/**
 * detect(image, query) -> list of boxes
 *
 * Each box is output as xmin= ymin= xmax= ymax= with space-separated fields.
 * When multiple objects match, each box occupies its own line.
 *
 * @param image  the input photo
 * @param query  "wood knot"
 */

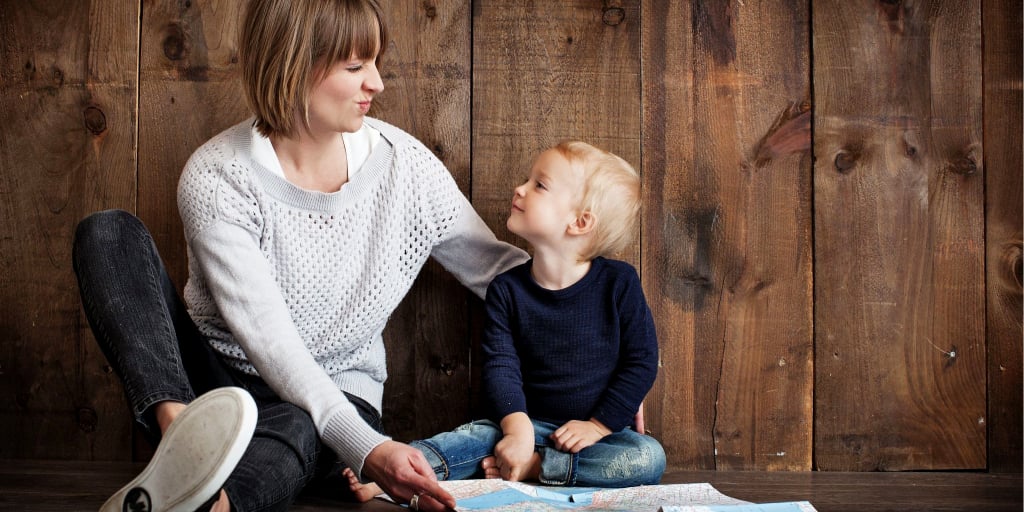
xmin=439 ymin=362 xmax=455 ymax=376
xmin=163 ymin=24 xmax=188 ymax=61
xmin=83 ymin=106 xmax=107 ymax=135
xmin=77 ymin=406 xmax=98 ymax=433
xmin=951 ymin=155 xmax=978 ymax=175
xmin=433 ymin=144 xmax=444 ymax=157
xmin=422 ymin=1 xmax=437 ymax=18
xmin=602 ymin=7 xmax=625 ymax=26
xmin=834 ymin=150 xmax=858 ymax=174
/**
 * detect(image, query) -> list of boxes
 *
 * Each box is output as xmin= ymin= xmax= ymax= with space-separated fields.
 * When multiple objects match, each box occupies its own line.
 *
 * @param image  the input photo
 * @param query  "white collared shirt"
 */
xmin=250 ymin=122 xmax=382 ymax=183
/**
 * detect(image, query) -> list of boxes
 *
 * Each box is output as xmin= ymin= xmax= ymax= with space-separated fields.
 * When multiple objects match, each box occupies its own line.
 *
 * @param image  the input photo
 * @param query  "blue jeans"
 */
xmin=412 ymin=419 xmax=666 ymax=487
xmin=73 ymin=210 xmax=380 ymax=511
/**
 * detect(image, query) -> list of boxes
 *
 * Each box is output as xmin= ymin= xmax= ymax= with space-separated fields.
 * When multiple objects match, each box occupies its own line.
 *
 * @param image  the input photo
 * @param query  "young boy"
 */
xmin=349 ymin=141 xmax=664 ymax=499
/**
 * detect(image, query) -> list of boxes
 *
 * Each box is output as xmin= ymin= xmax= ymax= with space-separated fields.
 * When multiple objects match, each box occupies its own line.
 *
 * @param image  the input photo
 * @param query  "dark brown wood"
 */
xmin=641 ymin=0 xmax=814 ymax=470
xmin=0 ymin=0 xmax=138 ymax=460
xmin=471 ymin=0 xmax=642 ymax=263
xmin=2 ymin=460 xmax=1020 ymax=512
xmin=813 ymin=1 xmax=987 ymax=470
xmin=0 ymin=0 xmax=1019 ymax=473
xmin=137 ymin=0 xmax=249 ymax=290
xmin=377 ymin=0 xmax=475 ymax=441
xmin=983 ymin=0 xmax=1023 ymax=473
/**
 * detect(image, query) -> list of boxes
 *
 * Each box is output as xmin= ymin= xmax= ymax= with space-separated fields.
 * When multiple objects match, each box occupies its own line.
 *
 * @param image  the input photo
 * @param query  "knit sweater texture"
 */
xmin=177 ymin=117 xmax=528 ymax=477
xmin=482 ymin=257 xmax=659 ymax=432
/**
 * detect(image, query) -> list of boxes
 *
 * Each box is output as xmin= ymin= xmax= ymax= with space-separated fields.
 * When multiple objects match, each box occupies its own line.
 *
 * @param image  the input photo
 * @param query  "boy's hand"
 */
xmin=550 ymin=419 xmax=611 ymax=453
xmin=493 ymin=412 xmax=536 ymax=481
xmin=493 ymin=432 xmax=535 ymax=481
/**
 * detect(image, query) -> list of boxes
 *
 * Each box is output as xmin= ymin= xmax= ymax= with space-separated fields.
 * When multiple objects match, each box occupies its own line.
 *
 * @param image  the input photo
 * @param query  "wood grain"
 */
xmin=0 ymin=0 xmax=138 ymax=459
xmin=641 ymin=0 xmax=813 ymax=470
xmin=138 ymin=0 xmax=249 ymax=289
xmin=813 ymin=0 xmax=987 ymax=470
xmin=982 ymin=0 xmax=1023 ymax=473
xmin=472 ymin=0 xmax=642 ymax=265
xmin=376 ymin=0 xmax=475 ymax=441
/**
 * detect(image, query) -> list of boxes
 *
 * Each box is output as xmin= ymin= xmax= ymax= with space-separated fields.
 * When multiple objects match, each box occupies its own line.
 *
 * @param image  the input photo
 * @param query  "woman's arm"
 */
xmin=187 ymin=220 xmax=390 ymax=476
xmin=430 ymin=198 xmax=529 ymax=299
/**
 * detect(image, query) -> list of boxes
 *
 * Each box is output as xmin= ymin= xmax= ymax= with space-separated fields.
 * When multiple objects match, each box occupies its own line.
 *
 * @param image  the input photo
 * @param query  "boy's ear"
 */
xmin=567 ymin=211 xmax=595 ymax=236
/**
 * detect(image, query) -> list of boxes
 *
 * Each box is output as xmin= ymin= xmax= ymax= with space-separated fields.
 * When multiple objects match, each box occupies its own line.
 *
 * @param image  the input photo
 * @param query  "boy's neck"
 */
xmin=529 ymin=248 xmax=592 ymax=290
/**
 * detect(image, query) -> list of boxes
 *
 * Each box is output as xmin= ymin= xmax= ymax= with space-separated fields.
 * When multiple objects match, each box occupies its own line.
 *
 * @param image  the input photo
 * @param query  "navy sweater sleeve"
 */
xmin=589 ymin=264 xmax=659 ymax=431
xmin=481 ymin=275 xmax=528 ymax=418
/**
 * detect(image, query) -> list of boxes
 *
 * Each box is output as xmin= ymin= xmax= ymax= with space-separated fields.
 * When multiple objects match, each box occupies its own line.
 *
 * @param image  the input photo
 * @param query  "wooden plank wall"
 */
xmin=813 ymin=1 xmax=988 ymax=471
xmin=0 ymin=0 xmax=1020 ymax=473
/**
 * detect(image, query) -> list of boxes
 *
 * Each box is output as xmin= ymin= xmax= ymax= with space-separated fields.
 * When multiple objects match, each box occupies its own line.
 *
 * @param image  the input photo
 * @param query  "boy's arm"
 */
xmin=493 ymin=412 xmax=537 ymax=480
xmin=589 ymin=268 xmax=660 ymax=432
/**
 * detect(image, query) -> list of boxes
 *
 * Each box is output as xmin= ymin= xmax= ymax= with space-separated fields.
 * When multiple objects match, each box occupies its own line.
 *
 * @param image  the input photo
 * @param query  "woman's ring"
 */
xmin=409 ymin=493 xmax=420 ymax=510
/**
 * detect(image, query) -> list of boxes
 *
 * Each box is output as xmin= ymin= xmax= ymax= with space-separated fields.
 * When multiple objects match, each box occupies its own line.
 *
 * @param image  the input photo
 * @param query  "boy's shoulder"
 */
xmin=593 ymin=256 xmax=639 ymax=279
xmin=494 ymin=259 xmax=532 ymax=282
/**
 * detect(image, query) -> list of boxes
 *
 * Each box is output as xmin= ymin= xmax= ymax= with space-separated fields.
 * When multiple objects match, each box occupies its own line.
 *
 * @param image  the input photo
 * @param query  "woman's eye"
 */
xmin=347 ymin=64 xmax=364 ymax=72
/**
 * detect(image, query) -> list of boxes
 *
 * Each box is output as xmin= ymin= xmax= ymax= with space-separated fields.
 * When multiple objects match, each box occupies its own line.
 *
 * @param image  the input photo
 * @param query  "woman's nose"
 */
xmin=366 ymin=64 xmax=384 ymax=93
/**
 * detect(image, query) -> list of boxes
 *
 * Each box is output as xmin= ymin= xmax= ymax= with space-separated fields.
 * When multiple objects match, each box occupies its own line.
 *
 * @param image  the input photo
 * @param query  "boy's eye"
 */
xmin=535 ymin=181 xmax=546 ymax=190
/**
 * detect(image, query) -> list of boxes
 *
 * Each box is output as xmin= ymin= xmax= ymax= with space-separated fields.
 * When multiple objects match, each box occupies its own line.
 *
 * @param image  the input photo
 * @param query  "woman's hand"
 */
xmin=550 ymin=419 xmax=611 ymax=453
xmin=362 ymin=440 xmax=456 ymax=511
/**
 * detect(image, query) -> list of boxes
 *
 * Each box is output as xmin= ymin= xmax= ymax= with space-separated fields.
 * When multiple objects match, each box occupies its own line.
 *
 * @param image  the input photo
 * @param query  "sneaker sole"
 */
xmin=100 ymin=386 xmax=258 ymax=512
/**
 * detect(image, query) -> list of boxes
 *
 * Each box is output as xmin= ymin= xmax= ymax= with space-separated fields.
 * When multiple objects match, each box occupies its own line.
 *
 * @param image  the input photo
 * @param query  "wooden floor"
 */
xmin=2 ymin=460 xmax=1020 ymax=511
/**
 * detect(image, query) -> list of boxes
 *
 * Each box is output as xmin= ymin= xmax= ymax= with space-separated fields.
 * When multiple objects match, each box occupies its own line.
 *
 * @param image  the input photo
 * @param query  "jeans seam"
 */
xmin=415 ymin=441 xmax=451 ymax=480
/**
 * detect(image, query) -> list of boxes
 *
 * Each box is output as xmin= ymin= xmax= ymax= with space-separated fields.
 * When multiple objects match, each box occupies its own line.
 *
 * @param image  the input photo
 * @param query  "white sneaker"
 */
xmin=100 ymin=387 xmax=258 ymax=512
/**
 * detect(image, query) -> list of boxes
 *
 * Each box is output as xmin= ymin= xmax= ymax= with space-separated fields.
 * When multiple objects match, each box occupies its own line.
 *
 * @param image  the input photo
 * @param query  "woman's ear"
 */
xmin=567 ymin=211 xmax=595 ymax=236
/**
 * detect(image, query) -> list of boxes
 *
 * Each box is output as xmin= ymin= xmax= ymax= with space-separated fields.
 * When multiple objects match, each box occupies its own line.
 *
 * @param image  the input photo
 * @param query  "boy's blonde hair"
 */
xmin=239 ymin=0 xmax=388 ymax=138
xmin=553 ymin=141 xmax=641 ymax=261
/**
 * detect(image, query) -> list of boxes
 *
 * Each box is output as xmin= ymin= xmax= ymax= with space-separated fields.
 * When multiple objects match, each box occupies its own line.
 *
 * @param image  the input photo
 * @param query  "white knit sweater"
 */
xmin=177 ymin=117 xmax=528 ymax=477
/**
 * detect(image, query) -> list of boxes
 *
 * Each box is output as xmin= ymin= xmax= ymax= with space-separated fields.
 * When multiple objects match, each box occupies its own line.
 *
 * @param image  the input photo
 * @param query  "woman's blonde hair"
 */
xmin=553 ymin=141 xmax=641 ymax=261
xmin=239 ymin=0 xmax=388 ymax=138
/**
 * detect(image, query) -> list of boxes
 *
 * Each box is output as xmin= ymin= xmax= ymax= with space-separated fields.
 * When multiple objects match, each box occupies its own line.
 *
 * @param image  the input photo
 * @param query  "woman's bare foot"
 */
xmin=479 ymin=454 xmax=542 ymax=482
xmin=209 ymin=490 xmax=230 ymax=512
xmin=343 ymin=467 xmax=383 ymax=503
xmin=154 ymin=400 xmax=187 ymax=434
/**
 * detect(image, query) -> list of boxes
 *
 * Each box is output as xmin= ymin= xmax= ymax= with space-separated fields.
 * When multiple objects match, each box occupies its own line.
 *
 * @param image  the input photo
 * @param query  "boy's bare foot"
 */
xmin=481 ymin=456 xmax=501 ymax=479
xmin=343 ymin=467 xmax=383 ymax=503
xmin=480 ymin=453 xmax=542 ymax=482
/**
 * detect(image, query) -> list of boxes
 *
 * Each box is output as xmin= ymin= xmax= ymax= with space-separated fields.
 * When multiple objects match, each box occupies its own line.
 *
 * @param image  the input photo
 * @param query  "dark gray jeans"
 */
xmin=73 ymin=209 xmax=381 ymax=511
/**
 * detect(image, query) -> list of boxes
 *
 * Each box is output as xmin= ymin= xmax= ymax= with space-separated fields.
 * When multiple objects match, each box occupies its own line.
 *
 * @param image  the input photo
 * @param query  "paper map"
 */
xmin=383 ymin=480 xmax=818 ymax=512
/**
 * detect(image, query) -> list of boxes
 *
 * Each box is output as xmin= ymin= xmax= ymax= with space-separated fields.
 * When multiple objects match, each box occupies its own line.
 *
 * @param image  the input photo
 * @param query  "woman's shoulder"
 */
xmin=362 ymin=117 xmax=438 ymax=164
xmin=186 ymin=119 xmax=254 ymax=168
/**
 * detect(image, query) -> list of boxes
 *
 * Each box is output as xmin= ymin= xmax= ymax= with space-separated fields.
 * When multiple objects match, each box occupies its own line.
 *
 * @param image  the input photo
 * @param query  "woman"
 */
xmin=73 ymin=0 xmax=527 ymax=510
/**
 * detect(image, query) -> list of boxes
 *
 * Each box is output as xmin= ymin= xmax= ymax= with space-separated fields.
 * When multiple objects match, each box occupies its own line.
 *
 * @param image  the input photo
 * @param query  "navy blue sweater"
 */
xmin=481 ymin=257 xmax=659 ymax=432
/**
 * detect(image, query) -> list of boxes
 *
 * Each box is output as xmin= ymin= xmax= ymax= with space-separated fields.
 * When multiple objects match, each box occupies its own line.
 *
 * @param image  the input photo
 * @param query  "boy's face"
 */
xmin=507 ymin=149 xmax=584 ymax=247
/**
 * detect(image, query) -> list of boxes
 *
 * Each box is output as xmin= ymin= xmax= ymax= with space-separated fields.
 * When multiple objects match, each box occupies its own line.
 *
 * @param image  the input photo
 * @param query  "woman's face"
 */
xmin=306 ymin=54 xmax=384 ymax=135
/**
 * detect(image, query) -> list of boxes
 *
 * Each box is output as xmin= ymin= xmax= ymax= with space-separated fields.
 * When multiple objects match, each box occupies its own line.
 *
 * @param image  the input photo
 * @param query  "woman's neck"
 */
xmin=529 ymin=247 xmax=591 ymax=290
xmin=271 ymin=130 xmax=349 ymax=193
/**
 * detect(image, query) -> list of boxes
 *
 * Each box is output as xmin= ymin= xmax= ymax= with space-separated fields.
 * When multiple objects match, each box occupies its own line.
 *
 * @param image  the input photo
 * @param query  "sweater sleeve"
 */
xmin=480 ymin=278 xmax=528 ymax=420
xmin=431 ymin=198 xmax=529 ymax=299
xmin=394 ymin=137 xmax=528 ymax=299
xmin=178 ymin=155 xmax=389 ymax=477
xmin=589 ymin=268 xmax=660 ymax=432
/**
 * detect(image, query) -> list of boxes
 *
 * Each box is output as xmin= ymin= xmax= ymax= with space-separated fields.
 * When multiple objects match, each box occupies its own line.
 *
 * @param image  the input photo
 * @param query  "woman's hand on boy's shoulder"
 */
xmin=550 ymin=419 xmax=611 ymax=453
